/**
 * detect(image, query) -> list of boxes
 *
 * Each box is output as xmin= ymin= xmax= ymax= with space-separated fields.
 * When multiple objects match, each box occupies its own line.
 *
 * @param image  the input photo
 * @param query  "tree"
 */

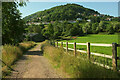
xmin=44 ymin=24 xmax=54 ymax=40
xmin=113 ymin=23 xmax=120 ymax=32
xmin=27 ymin=25 xmax=34 ymax=33
xmin=67 ymin=23 xmax=83 ymax=36
xmin=65 ymin=23 xmax=73 ymax=36
xmin=53 ymin=25 xmax=61 ymax=39
xmin=2 ymin=2 xmax=26 ymax=44
xmin=91 ymin=16 xmax=100 ymax=23
xmin=26 ymin=24 xmax=45 ymax=42
xmin=83 ymin=22 xmax=92 ymax=34
xmin=42 ymin=28 xmax=49 ymax=39
xmin=99 ymin=21 xmax=106 ymax=32
xmin=106 ymin=26 xmax=114 ymax=34
xmin=92 ymin=22 xmax=99 ymax=34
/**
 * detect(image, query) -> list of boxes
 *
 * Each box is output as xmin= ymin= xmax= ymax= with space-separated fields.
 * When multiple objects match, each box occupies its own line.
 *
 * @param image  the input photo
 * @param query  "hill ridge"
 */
xmin=24 ymin=3 xmax=100 ymax=22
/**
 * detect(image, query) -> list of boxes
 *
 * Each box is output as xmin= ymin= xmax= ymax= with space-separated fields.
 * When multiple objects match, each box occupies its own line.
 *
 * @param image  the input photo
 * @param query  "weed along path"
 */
xmin=8 ymin=43 xmax=63 ymax=78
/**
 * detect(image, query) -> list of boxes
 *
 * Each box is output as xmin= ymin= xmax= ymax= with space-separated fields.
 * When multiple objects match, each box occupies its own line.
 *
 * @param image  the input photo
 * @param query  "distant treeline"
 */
xmin=26 ymin=20 xmax=120 ymax=41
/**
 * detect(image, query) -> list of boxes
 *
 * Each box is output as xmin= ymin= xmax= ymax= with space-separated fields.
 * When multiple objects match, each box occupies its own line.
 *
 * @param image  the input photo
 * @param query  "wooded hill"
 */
xmin=23 ymin=3 xmax=101 ymax=22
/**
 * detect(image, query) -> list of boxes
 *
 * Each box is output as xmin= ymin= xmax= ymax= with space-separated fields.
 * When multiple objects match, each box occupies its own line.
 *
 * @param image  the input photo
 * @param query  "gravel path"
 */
xmin=8 ymin=43 xmax=63 ymax=78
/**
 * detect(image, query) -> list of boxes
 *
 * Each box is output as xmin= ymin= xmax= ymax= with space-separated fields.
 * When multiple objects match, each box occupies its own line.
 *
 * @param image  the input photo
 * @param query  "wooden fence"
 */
xmin=50 ymin=41 xmax=120 ymax=71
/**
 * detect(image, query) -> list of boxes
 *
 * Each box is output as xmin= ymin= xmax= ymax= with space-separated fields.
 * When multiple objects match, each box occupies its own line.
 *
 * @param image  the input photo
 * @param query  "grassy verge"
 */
xmin=2 ymin=41 xmax=35 ymax=77
xmin=41 ymin=41 xmax=120 ymax=78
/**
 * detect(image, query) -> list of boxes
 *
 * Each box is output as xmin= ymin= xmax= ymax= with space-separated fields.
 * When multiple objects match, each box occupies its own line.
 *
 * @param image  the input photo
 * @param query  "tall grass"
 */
xmin=19 ymin=41 xmax=35 ymax=52
xmin=2 ymin=41 xmax=35 ymax=76
xmin=42 ymin=41 xmax=120 ymax=78
xmin=2 ymin=45 xmax=22 ymax=66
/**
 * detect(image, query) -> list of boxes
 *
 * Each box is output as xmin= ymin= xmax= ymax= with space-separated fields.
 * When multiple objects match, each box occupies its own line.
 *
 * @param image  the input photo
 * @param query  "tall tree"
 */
xmin=99 ymin=21 xmax=106 ymax=32
xmin=113 ymin=23 xmax=120 ymax=32
xmin=2 ymin=2 xmax=26 ymax=44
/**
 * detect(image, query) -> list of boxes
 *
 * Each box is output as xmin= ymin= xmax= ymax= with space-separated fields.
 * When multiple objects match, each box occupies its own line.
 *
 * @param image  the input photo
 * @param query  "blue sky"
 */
xmin=18 ymin=2 xmax=118 ymax=18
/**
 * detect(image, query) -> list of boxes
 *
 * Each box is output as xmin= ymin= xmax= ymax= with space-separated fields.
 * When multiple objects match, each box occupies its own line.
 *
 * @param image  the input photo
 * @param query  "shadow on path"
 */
xmin=25 ymin=51 xmax=43 ymax=56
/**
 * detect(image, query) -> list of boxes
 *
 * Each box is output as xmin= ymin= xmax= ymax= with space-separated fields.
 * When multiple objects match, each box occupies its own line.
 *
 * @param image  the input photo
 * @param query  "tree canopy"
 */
xmin=24 ymin=3 xmax=100 ymax=22
xmin=2 ymin=2 xmax=26 ymax=44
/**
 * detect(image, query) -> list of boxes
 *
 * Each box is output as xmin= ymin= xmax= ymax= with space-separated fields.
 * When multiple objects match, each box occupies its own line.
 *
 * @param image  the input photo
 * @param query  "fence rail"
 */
xmin=62 ymin=47 xmax=112 ymax=59
xmin=58 ymin=42 xmax=112 ymax=47
xmin=90 ymin=43 xmax=112 ymax=47
xmin=51 ymin=41 xmax=120 ymax=71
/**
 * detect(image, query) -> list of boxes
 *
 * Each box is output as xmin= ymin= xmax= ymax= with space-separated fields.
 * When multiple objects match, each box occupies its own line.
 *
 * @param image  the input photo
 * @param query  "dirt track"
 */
xmin=8 ymin=43 xmax=63 ymax=78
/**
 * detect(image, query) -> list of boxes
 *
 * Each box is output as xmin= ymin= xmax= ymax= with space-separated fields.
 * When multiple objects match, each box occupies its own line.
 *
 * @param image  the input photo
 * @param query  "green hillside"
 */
xmin=24 ymin=3 xmax=100 ymax=22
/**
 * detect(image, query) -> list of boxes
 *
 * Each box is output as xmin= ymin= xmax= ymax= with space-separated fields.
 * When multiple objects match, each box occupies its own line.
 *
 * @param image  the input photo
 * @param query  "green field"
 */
xmin=57 ymin=34 xmax=119 ymax=56
xmin=57 ymin=34 xmax=120 ymax=69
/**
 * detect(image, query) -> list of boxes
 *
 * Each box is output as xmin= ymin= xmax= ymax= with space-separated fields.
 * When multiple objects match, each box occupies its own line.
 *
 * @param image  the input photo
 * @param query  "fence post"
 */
xmin=74 ymin=42 xmax=76 ymax=56
xmin=61 ymin=42 xmax=63 ymax=48
xmin=87 ymin=42 xmax=90 ymax=60
xmin=66 ymin=42 xmax=68 ymax=53
xmin=112 ymin=43 xmax=117 ymax=71
xmin=56 ymin=42 xmax=58 ymax=47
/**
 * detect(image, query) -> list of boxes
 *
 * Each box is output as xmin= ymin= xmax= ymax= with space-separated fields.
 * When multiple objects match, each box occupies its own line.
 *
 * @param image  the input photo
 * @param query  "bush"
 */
xmin=42 ymin=42 xmax=120 ymax=78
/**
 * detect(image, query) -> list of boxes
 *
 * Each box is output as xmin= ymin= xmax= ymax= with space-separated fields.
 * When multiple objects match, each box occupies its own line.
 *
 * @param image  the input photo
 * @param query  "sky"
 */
xmin=18 ymin=2 xmax=118 ymax=18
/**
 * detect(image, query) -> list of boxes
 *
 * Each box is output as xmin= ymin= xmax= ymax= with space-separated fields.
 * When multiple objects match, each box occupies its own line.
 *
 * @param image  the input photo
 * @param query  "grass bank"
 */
xmin=41 ymin=41 xmax=120 ymax=78
xmin=2 ymin=41 xmax=35 ymax=77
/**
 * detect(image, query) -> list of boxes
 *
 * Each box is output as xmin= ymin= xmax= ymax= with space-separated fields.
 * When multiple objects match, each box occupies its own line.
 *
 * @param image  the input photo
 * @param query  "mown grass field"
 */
xmin=57 ymin=34 xmax=119 ymax=55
